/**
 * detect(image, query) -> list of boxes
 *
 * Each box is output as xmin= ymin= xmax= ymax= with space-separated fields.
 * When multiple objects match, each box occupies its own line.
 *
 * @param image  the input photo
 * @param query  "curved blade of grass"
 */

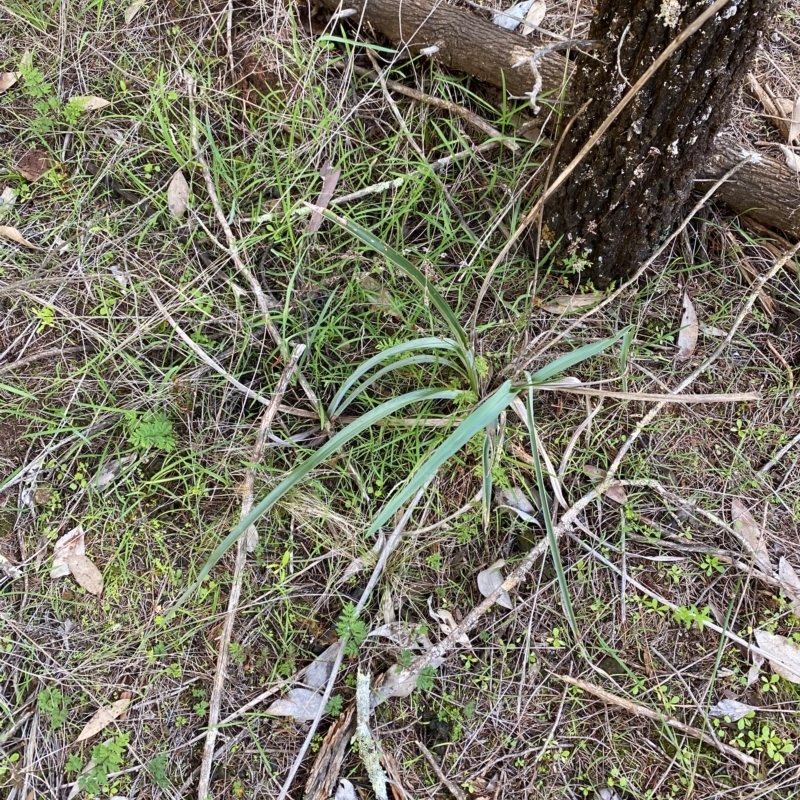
xmin=523 ymin=380 xmax=579 ymax=643
xmin=318 ymin=207 xmax=471 ymax=355
xmin=365 ymin=381 xmax=519 ymax=537
xmin=618 ymin=325 xmax=634 ymax=393
xmin=329 ymin=337 xmax=464 ymax=417
xmin=335 ymin=354 xmax=462 ymax=418
xmin=482 ymin=432 xmax=493 ymax=532
xmin=527 ymin=327 xmax=631 ymax=386
xmin=170 ymin=386 xmax=464 ymax=613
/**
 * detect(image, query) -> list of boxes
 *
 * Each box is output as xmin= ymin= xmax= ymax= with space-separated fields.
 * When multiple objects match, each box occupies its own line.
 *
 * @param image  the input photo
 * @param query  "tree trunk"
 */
xmin=545 ymin=0 xmax=777 ymax=286
xmin=315 ymin=0 xmax=800 ymax=244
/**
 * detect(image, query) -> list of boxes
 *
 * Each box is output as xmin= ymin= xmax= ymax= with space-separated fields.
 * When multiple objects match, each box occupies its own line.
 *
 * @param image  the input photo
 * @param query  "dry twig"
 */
xmin=558 ymin=675 xmax=757 ymax=766
xmin=196 ymin=344 xmax=306 ymax=800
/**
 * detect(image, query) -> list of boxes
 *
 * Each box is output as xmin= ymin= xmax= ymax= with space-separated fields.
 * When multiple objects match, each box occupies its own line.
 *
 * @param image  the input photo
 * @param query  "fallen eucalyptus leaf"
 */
xmin=167 ymin=169 xmax=189 ymax=220
xmin=779 ymin=557 xmax=800 ymax=615
xmin=476 ymin=559 xmax=514 ymax=610
xmin=66 ymin=553 xmax=104 ymax=596
xmin=699 ymin=322 xmax=727 ymax=338
xmin=427 ymin=598 xmax=471 ymax=647
xmin=731 ymin=498 xmax=772 ymax=574
xmin=708 ymin=698 xmax=758 ymax=722
xmin=522 ymin=0 xmax=546 ymax=34
xmin=541 ymin=292 xmax=601 ymax=314
xmin=307 ymin=161 xmax=341 ymax=234
xmin=779 ymin=144 xmax=800 ymax=174
xmin=746 ymin=651 xmax=764 ymax=688
xmin=52 ymin=525 xmax=86 ymax=579
xmin=124 ymin=0 xmax=145 ymax=23
xmin=493 ymin=0 xmax=534 ymax=30
xmin=496 ymin=485 xmax=540 ymax=522
xmin=91 ymin=455 xmax=137 ymax=490
xmin=303 ymin=642 xmax=341 ymax=689
xmin=266 ymin=688 xmax=324 ymax=721
xmin=583 ymin=464 xmax=628 ymax=504
xmin=368 ymin=621 xmax=432 ymax=651
xmin=75 ymin=698 xmax=131 ymax=742
xmin=676 ymin=291 xmax=698 ymax=360
xmin=754 ymin=630 xmax=800 ymax=684
xmin=0 ymin=225 xmax=42 ymax=250
xmin=0 ymin=72 xmax=20 ymax=93
xmin=789 ymin=93 xmax=800 ymax=144
xmin=16 ymin=149 xmax=52 ymax=181
xmin=65 ymin=96 xmax=111 ymax=117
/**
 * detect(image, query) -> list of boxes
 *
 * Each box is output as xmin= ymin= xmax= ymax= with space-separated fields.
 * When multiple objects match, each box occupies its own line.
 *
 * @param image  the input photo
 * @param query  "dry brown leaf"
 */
xmin=52 ymin=525 xmax=86 ymax=578
xmin=731 ymin=498 xmax=772 ymax=574
xmin=304 ymin=642 xmax=342 ymax=689
xmin=779 ymin=144 xmax=800 ymax=174
xmin=708 ymin=698 xmax=758 ymax=721
xmin=754 ymin=630 xmax=800 ymax=684
xmin=167 ymin=169 xmax=189 ymax=219
xmin=522 ymin=0 xmax=546 ymax=34
xmin=307 ymin=161 xmax=341 ymax=234
xmin=747 ymin=75 xmax=791 ymax=140
xmin=66 ymin=553 xmax=104 ymax=595
xmin=16 ymin=149 xmax=53 ymax=182
xmin=493 ymin=1 xmax=533 ymax=30
xmin=0 ymin=225 xmax=42 ymax=250
xmin=0 ymin=72 xmax=20 ymax=93
xmin=266 ymin=688 xmax=325 ymax=721
xmin=789 ymin=94 xmax=800 ymax=145
xmin=75 ymin=698 xmax=131 ymax=742
xmin=676 ymin=291 xmax=698 ymax=360
xmin=73 ymin=96 xmax=111 ymax=112
xmin=124 ymin=0 xmax=145 ymax=23
xmin=583 ymin=464 xmax=628 ymax=504
xmin=476 ymin=560 xmax=514 ymax=610
xmin=779 ymin=556 xmax=800 ymax=616
xmin=541 ymin=293 xmax=601 ymax=314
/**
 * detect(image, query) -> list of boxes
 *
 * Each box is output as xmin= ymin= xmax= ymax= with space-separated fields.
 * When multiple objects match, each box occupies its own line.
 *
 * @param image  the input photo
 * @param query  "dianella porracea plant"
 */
xmin=172 ymin=208 xmax=630 ymax=636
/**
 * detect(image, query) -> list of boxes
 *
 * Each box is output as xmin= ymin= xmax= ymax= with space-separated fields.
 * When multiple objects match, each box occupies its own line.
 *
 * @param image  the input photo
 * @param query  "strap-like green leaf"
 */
xmin=523 ymin=381 xmax=579 ymax=643
xmin=319 ymin=208 xmax=471 ymax=355
xmin=329 ymin=337 xmax=463 ymax=417
xmin=334 ymin=354 xmax=462 ymax=418
xmin=365 ymin=381 xmax=519 ymax=537
xmin=170 ymin=386 xmax=464 ymax=613
xmin=527 ymin=327 xmax=630 ymax=385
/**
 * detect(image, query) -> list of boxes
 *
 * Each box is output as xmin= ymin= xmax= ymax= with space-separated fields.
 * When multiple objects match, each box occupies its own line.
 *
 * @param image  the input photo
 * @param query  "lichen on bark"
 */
xmin=545 ymin=0 xmax=777 ymax=287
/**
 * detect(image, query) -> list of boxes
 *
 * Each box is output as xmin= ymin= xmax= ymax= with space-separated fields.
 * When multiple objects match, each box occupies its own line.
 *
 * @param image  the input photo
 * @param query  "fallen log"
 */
xmin=319 ymin=0 xmax=800 ymax=238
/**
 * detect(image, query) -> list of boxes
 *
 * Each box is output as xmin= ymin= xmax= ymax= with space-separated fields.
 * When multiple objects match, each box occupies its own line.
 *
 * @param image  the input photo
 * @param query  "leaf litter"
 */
xmin=778 ymin=556 xmax=800 ymax=616
xmin=51 ymin=524 xmax=104 ymax=594
xmin=167 ymin=169 xmax=189 ymax=219
xmin=0 ymin=225 xmax=42 ymax=250
xmin=266 ymin=687 xmax=325 ymax=721
xmin=0 ymin=72 xmax=20 ymax=93
xmin=730 ymin=498 xmax=772 ymax=574
xmin=676 ymin=290 xmax=698 ymax=360
xmin=708 ymin=698 xmax=758 ymax=722
xmin=75 ymin=698 xmax=132 ymax=742
xmin=476 ymin=559 xmax=514 ymax=610
xmin=754 ymin=630 xmax=800 ymax=684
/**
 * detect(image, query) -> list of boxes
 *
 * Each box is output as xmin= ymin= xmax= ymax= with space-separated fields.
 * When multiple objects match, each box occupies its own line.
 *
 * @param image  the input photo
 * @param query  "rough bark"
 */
xmin=317 ymin=0 xmax=800 ymax=242
xmin=544 ymin=0 xmax=777 ymax=286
